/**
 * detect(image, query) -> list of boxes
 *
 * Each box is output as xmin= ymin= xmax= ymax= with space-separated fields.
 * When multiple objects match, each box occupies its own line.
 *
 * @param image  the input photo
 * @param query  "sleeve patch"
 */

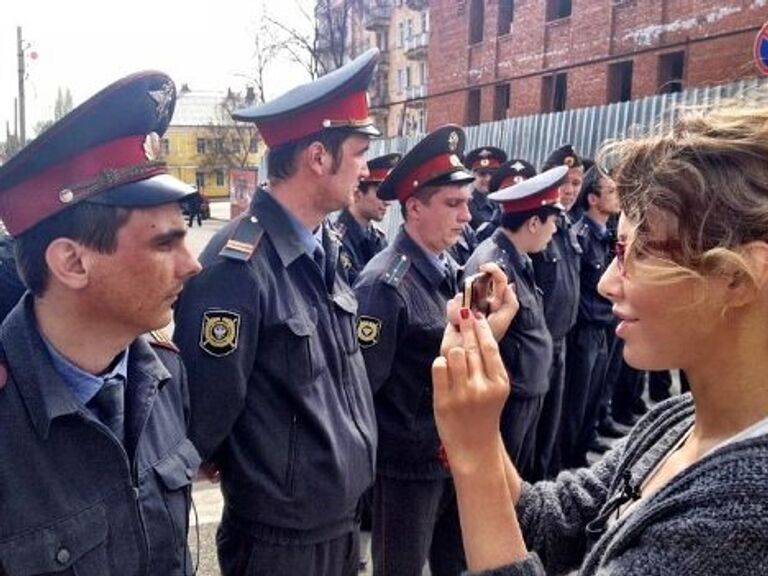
xmin=200 ymin=310 xmax=241 ymax=356
xmin=356 ymin=316 xmax=382 ymax=348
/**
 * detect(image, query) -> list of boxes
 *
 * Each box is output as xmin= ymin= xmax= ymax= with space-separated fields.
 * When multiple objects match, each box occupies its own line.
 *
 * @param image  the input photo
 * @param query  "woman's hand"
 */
xmin=444 ymin=263 xmax=518 ymax=354
xmin=433 ymin=307 xmax=510 ymax=475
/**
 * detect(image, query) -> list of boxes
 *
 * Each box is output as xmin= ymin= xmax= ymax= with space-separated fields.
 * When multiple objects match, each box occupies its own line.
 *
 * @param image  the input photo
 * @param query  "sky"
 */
xmin=1 ymin=0 xmax=314 ymax=140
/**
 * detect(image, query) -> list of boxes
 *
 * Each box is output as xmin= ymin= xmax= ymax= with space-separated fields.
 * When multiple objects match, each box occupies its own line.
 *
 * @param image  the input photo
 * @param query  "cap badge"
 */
xmin=564 ymin=156 xmax=575 ymax=167
xmin=148 ymin=81 xmax=175 ymax=123
xmin=479 ymin=149 xmax=491 ymax=157
xmin=59 ymin=189 xmax=74 ymax=204
xmin=511 ymin=161 xmax=525 ymax=172
xmin=143 ymin=132 xmax=162 ymax=161
xmin=513 ymin=175 xmax=524 ymax=184
xmin=480 ymin=158 xmax=490 ymax=167
xmin=448 ymin=131 xmax=460 ymax=152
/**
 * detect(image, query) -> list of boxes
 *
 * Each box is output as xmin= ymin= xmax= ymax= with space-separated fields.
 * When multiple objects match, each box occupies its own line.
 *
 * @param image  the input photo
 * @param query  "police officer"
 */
xmin=530 ymin=145 xmax=584 ymax=479
xmin=559 ymin=166 xmax=621 ymax=468
xmin=476 ymin=158 xmax=537 ymax=243
xmin=464 ymin=166 xmax=567 ymax=479
xmin=465 ymin=146 xmax=507 ymax=230
xmin=0 ymin=72 xmax=202 ymax=575
xmin=335 ymin=153 xmax=399 ymax=285
xmin=354 ymin=125 xmax=477 ymax=575
xmin=0 ymin=233 xmax=25 ymax=322
xmin=173 ymin=50 xmax=379 ymax=576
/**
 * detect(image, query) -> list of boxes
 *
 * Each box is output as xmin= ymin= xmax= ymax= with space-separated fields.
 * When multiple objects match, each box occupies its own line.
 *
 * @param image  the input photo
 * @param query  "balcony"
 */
xmin=404 ymin=31 xmax=428 ymax=60
xmin=405 ymin=84 xmax=427 ymax=105
xmin=370 ymin=89 xmax=390 ymax=108
xmin=406 ymin=0 xmax=428 ymax=9
xmin=364 ymin=6 xmax=392 ymax=30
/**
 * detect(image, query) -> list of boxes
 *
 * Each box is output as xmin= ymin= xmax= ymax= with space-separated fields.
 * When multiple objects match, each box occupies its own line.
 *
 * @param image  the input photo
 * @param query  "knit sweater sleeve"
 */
xmin=466 ymin=439 xmax=628 ymax=576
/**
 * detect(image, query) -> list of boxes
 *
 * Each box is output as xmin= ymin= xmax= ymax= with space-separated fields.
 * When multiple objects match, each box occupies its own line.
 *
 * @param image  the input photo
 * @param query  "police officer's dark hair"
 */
xmin=577 ymin=166 xmax=602 ymax=212
xmin=267 ymin=128 xmax=356 ymax=181
xmin=500 ymin=206 xmax=559 ymax=232
xmin=14 ymin=202 xmax=131 ymax=297
xmin=401 ymin=184 xmax=443 ymax=220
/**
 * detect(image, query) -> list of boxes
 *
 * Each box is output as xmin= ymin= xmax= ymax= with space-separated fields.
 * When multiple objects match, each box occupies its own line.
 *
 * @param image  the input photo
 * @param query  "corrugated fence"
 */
xmin=368 ymin=77 xmax=768 ymax=238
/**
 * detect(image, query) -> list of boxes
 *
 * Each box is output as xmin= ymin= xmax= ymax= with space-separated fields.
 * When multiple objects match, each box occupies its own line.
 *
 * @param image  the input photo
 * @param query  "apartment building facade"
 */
xmin=427 ymin=0 xmax=768 ymax=129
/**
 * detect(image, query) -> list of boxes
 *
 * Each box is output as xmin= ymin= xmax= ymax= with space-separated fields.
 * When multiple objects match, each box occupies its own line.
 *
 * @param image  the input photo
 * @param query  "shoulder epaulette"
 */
xmin=383 ymin=253 xmax=410 ymax=288
xmin=219 ymin=215 xmax=265 ymax=262
xmin=148 ymin=329 xmax=179 ymax=353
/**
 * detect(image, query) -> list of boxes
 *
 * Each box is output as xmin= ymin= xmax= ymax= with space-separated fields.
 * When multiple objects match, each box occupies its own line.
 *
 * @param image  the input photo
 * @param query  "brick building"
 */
xmin=427 ymin=0 xmax=768 ymax=129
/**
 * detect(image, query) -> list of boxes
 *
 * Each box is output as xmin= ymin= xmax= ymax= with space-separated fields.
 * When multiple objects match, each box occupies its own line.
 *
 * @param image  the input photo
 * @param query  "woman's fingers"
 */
xmin=459 ymin=307 xmax=484 ymax=379
xmin=479 ymin=263 xmax=508 ymax=313
xmin=473 ymin=316 xmax=510 ymax=395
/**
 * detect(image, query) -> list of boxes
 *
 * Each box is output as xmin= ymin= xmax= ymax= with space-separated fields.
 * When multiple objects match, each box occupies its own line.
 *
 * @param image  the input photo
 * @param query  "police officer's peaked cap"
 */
xmin=489 ymin=165 xmax=568 ymax=214
xmin=361 ymin=153 xmax=401 ymax=185
xmin=542 ymin=144 xmax=582 ymax=171
xmin=0 ymin=71 xmax=194 ymax=236
xmin=231 ymin=48 xmax=381 ymax=148
xmin=464 ymin=146 xmax=507 ymax=172
xmin=377 ymin=125 xmax=474 ymax=202
xmin=489 ymin=159 xmax=537 ymax=193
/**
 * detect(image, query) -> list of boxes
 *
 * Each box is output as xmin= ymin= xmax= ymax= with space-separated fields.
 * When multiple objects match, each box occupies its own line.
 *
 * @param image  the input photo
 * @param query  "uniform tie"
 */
xmin=88 ymin=375 xmax=125 ymax=443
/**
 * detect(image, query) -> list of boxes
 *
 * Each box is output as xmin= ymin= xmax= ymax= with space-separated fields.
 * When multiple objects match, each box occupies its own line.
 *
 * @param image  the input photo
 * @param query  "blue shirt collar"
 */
xmin=280 ymin=198 xmax=322 ymax=257
xmin=42 ymin=338 xmax=129 ymax=406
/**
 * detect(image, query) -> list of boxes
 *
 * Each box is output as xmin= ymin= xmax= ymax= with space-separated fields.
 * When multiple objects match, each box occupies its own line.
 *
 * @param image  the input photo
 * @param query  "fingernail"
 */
xmin=460 ymin=307 xmax=470 ymax=320
xmin=474 ymin=310 xmax=484 ymax=319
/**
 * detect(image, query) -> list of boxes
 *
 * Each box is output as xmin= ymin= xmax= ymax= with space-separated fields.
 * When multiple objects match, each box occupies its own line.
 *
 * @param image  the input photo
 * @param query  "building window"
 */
xmin=546 ymin=0 xmax=572 ymax=21
xmin=216 ymin=170 xmax=225 ymax=187
xmin=376 ymin=30 xmax=388 ymax=51
xmin=249 ymin=138 xmax=259 ymax=153
xmin=421 ymin=10 xmax=429 ymax=33
xmin=398 ymin=22 xmax=405 ymax=47
xmin=469 ymin=0 xmax=484 ymax=45
xmin=542 ymin=72 xmax=567 ymax=112
xmin=407 ymin=18 xmax=413 ymax=40
xmin=658 ymin=51 xmax=685 ymax=94
xmin=232 ymin=139 xmax=241 ymax=153
xmin=161 ymin=138 xmax=170 ymax=155
xmin=398 ymin=68 xmax=406 ymax=93
xmin=493 ymin=83 xmax=511 ymax=120
xmin=196 ymin=138 xmax=206 ymax=154
xmin=406 ymin=66 xmax=412 ymax=88
xmin=498 ymin=0 xmax=514 ymax=36
xmin=466 ymin=88 xmax=481 ymax=126
xmin=195 ymin=171 xmax=205 ymax=189
xmin=215 ymin=138 xmax=224 ymax=153
xmin=608 ymin=60 xmax=633 ymax=103
xmin=419 ymin=61 xmax=427 ymax=85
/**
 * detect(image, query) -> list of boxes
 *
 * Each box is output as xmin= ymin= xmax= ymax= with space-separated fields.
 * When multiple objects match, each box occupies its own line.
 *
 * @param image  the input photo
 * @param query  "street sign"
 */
xmin=754 ymin=21 xmax=768 ymax=75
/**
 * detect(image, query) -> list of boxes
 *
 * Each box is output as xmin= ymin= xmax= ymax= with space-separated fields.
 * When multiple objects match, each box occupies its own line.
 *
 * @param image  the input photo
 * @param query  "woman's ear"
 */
xmin=44 ymin=238 xmax=89 ymax=290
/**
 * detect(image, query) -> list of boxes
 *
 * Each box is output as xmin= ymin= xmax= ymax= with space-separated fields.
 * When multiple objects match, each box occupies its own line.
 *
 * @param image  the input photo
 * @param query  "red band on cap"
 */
xmin=501 ymin=185 xmax=561 ymax=214
xmin=396 ymin=153 xmax=463 ymax=202
xmin=366 ymin=166 xmax=390 ymax=182
xmin=470 ymin=158 xmax=501 ymax=170
xmin=0 ymin=135 xmax=164 ymax=235
xmin=257 ymin=91 xmax=370 ymax=148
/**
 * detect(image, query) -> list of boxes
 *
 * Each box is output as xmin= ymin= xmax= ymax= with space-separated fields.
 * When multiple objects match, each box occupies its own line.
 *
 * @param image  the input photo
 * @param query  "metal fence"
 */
xmin=369 ymin=77 xmax=768 ymax=238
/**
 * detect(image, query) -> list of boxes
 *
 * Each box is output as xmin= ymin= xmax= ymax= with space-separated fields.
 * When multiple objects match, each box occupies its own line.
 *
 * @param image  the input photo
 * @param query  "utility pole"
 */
xmin=17 ymin=26 xmax=26 ymax=147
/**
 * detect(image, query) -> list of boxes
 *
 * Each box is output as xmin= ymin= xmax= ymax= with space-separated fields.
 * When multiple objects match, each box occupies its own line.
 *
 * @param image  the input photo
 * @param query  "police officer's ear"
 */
xmin=304 ymin=141 xmax=332 ymax=177
xmin=44 ymin=238 xmax=90 ymax=290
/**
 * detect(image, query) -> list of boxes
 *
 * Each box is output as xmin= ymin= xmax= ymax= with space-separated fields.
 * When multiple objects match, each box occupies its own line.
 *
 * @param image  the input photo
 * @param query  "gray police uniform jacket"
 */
xmin=468 ymin=395 xmax=768 ymax=576
xmin=173 ymin=188 xmax=377 ymax=538
xmin=0 ymin=296 xmax=200 ymax=576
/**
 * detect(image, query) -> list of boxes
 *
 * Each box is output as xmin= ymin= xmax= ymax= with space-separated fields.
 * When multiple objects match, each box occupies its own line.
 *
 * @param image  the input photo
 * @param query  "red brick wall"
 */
xmin=427 ymin=0 xmax=768 ymax=130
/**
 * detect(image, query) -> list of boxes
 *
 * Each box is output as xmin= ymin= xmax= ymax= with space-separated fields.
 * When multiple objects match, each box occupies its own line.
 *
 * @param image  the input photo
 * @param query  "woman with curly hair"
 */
xmin=434 ymin=101 xmax=768 ymax=575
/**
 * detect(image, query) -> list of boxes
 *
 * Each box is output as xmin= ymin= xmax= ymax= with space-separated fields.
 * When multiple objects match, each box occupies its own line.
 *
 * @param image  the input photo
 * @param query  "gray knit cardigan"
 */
xmin=472 ymin=394 xmax=768 ymax=575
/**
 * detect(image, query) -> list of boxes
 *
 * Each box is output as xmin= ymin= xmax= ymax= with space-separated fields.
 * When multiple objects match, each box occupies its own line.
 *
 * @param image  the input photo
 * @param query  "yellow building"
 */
xmin=162 ymin=86 xmax=263 ymax=200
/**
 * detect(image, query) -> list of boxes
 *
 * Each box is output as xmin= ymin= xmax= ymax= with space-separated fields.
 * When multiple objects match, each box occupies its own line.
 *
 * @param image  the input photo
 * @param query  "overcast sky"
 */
xmin=1 ymin=0 xmax=314 ymax=138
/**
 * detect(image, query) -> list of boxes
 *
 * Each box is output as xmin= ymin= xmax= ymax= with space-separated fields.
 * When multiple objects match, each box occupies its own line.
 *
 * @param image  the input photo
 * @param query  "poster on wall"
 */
xmin=229 ymin=168 xmax=259 ymax=219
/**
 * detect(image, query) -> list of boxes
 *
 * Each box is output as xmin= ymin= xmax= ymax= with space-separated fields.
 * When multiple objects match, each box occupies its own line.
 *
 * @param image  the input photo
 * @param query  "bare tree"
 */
xmin=198 ymin=90 xmax=261 ymax=171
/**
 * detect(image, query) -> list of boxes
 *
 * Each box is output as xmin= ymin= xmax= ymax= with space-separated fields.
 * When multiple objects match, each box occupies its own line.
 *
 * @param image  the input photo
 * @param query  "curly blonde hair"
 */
xmin=604 ymin=100 xmax=768 ymax=284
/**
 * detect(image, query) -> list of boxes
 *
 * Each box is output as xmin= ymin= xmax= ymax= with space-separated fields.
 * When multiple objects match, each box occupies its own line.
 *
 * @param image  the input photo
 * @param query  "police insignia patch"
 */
xmin=356 ymin=316 xmax=382 ymax=348
xmin=200 ymin=310 xmax=241 ymax=356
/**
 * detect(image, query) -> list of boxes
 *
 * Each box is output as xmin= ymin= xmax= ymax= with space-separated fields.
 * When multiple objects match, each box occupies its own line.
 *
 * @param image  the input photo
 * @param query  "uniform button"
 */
xmin=56 ymin=547 xmax=71 ymax=565
xmin=185 ymin=467 xmax=194 ymax=479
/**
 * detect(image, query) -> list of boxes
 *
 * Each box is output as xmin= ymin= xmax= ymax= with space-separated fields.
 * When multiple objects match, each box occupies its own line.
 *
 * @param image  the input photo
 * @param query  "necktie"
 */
xmin=88 ymin=376 xmax=125 ymax=443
